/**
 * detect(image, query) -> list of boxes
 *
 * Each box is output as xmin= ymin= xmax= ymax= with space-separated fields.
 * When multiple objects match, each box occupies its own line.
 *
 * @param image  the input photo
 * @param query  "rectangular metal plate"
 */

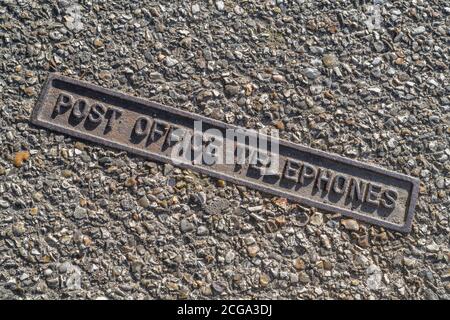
xmin=31 ymin=73 xmax=419 ymax=233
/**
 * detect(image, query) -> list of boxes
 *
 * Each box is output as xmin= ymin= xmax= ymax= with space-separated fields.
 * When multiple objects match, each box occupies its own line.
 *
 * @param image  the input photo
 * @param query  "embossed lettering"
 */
xmin=332 ymin=174 xmax=348 ymax=194
xmin=104 ymin=108 xmax=122 ymax=133
xmin=150 ymin=120 xmax=169 ymax=141
xmin=315 ymin=169 xmax=335 ymax=192
xmin=365 ymin=183 xmax=382 ymax=206
xmin=283 ymin=159 xmax=301 ymax=182
xmin=88 ymin=103 xmax=106 ymax=123
xmin=133 ymin=116 xmax=152 ymax=137
xmin=299 ymin=163 xmax=317 ymax=184
xmin=380 ymin=189 xmax=398 ymax=209
xmin=53 ymin=93 xmax=73 ymax=117
xmin=71 ymin=99 xmax=89 ymax=119
xmin=347 ymin=178 xmax=366 ymax=202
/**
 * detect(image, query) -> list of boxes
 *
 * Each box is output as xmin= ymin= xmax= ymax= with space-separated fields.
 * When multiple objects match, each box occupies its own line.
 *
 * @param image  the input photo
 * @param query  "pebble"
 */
xmin=366 ymin=264 xmax=383 ymax=290
xmin=98 ymin=70 xmax=112 ymax=81
xmin=46 ymin=278 xmax=59 ymax=288
xmin=412 ymin=26 xmax=426 ymax=35
xmin=0 ymin=200 xmax=10 ymax=209
xmin=341 ymin=219 xmax=360 ymax=231
xmin=120 ymin=199 xmax=134 ymax=211
xmin=191 ymin=4 xmax=200 ymax=14
xmin=272 ymin=74 xmax=285 ymax=82
xmin=138 ymin=196 xmax=150 ymax=208
xmin=197 ymin=226 xmax=209 ymax=236
xmin=61 ymin=170 xmax=73 ymax=178
xmin=125 ymin=177 xmax=137 ymax=187
xmin=83 ymin=236 xmax=92 ymax=246
xmin=247 ymin=245 xmax=260 ymax=257
xmin=13 ymin=151 xmax=30 ymax=167
xmin=298 ymin=271 xmax=311 ymax=284
xmin=426 ymin=243 xmax=440 ymax=253
xmin=180 ymin=219 xmax=194 ymax=233
xmin=211 ymin=281 xmax=225 ymax=294
xmin=12 ymin=222 xmax=26 ymax=236
xmin=215 ymin=1 xmax=225 ymax=11
xmin=224 ymin=85 xmax=240 ymax=96
xmin=310 ymin=212 xmax=323 ymax=226
xmin=225 ymin=251 xmax=235 ymax=264
xmin=44 ymin=269 xmax=53 ymax=277
xmin=49 ymin=31 xmax=62 ymax=41
xmin=73 ymin=206 xmax=87 ymax=220
xmin=274 ymin=120 xmax=285 ymax=130
xmin=248 ymin=205 xmax=263 ymax=212
xmin=302 ymin=68 xmax=321 ymax=80
xmin=293 ymin=257 xmax=306 ymax=271
xmin=322 ymin=54 xmax=338 ymax=67
xmin=165 ymin=57 xmax=179 ymax=67
xmin=196 ymin=192 xmax=207 ymax=205
xmin=259 ymin=274 xmax=270 ymax=287
xmin=32 ymin=191 xmax=44 ymax=202
xmin=216 ymin=179 xmax=226 ymax=188
xmin=320 ymin=235 xmax=331 ymax=249
xmin=435 ymin=178 xmax=445 ymax=189
xmin=403 ymin=257 xmax=416 ymax=268
xmin=275 ymin=216 xmax=286 ymax=226
xmin=93 ymin=38 xmax=104 ymax=47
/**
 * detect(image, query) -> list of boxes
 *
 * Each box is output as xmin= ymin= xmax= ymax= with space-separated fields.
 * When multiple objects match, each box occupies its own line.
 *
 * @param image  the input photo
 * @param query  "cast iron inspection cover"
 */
xmin=31 ymin=73 xmax=419 ymax=233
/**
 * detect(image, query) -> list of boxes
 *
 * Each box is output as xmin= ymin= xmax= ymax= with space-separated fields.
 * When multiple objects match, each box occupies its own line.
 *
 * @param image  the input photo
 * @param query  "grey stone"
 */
xmin=73 ymin=206 xmax=87 ymax=219
xmin=191 ymin=4 xmax=200 ymax=14
xmin=302 ymin=68 xmax=321 ymax=80
xmin=180 ymin=219 xmax=194 ymax=233
xmin=197 ymin=226 xmax=209 ymax=236
xmin=215 ymin=1 xmax=225 ymax=11
xmin=165 ymin=57 xmax=179 ymax=67
xmin=412 ymin=26 xmax=426 ymax=35
xmin=366 ymin=265 xmax=383 ymax=290
xmin=224 ymin=85 xmax=240 ymax=96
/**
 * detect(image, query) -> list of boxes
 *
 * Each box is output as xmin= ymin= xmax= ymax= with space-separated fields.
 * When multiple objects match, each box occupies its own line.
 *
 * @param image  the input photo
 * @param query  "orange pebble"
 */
xmin=13 ymin=151 xmax=30 ymax=167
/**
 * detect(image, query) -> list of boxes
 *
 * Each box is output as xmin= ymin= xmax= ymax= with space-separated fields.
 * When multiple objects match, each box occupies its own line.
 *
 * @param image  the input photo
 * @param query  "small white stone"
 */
xmin=387 ymin=138 xmax=397 ymax=148
xmin=412 ymin=26 xmax=426 ymax=35
xmin=215 ymin=1 xmax=225 ymax=11
xmin=225 ymin=250 xmax=235 ymax=263
xmin=191 ymin=4 xmax=200 ymax=14
xmin=366 ymin=264 xmax=382 ymax=290
xmin=368 ymin=87 xmax=381 ymax=93
xmin=165 ymin=57 xmax=179 ymax=67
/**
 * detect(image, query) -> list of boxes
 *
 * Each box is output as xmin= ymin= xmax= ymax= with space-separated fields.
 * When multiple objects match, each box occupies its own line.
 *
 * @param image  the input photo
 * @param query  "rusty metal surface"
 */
xmin=30 ymin=73 xmax=420 ymax=233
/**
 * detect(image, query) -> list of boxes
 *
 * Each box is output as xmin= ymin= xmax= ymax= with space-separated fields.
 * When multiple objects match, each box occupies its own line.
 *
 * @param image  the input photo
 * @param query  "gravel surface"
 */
xmin=0 ymin=0 xmax=449 ymax=300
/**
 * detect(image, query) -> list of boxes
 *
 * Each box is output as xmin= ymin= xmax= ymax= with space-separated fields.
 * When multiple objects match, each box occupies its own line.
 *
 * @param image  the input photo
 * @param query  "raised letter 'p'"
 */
xmin=52 ymin=93 xmax=73 ymax=118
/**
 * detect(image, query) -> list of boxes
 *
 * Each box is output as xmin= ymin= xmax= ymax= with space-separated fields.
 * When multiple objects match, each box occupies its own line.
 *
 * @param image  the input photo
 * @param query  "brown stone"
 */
xmin=341 ymin=219 xmax=360 ymax=231
xmin=275 ymin=216 xmax=286 ymax=226
xmin=259 ymin=273 xmax=270 ymax=287
xmin=83 ymin=236 xmax=92 ymax=246
xmin=247 ymin=244 xmax=260 ymax=257
xmin=93 ymin=38 xmax=104 ymax=47
xmin=125 ymin=177 xmax=137 ymax=187
xmin=322 ymin=54 xmax=338 ymax=67
xmin=293 ymin=257 xmax=306 ymax=271
xmin=274 ymin=120 xmax=285 ymax=130
xmin=272 ymin=74 xmax=285 ymax=82
xmin=217 ymin=179 xmax=226 ymax=188
xmin=13 ymin=151 xmax=30 ymax=167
